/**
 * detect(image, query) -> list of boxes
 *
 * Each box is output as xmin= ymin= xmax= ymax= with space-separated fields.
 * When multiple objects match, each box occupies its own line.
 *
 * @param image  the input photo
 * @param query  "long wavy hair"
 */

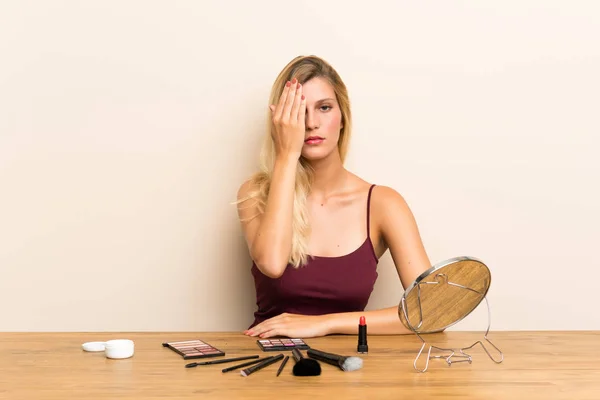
xmin=239 ymin=55 xmax=352 ymax=268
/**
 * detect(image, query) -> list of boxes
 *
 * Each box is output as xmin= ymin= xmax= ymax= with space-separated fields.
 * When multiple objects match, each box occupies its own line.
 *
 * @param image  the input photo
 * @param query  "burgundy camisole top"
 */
xmin=249 ymin=184 xmax=379 ymax=328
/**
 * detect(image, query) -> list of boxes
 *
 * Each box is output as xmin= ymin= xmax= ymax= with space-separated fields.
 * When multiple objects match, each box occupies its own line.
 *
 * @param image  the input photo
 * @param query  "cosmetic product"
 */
xmin=276 ymin=356 xmax=289 ymax=377
xmin=256 ymin=338 xmax=310 ymax=352
xmin=104 ymin=339 xmax=135 ymax=359
xmin=357 ymin=316 xmax=368 ymax=353
xmin=82 ymin=342 xmax=106 ymax=352
xmin=81 ymin=339 xmax=134 ymax=359
xmin=222 ymin=356 xmax=274 ymax=373
xmin=307 ymin=348 xmax=363 ymax=372
xmin=185 ymin=355 xmax=259 ymax=368
xmin=291 ymin=348 xmax=321 ymax=376
xmin=162 ymin=339 xmax=225 ymax=360
xmin=240 ymin=354 xmax=284 ymax=377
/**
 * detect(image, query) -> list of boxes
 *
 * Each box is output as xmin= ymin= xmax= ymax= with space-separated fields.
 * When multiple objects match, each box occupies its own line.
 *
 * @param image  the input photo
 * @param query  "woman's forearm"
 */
xmin=324 ymin=306 xmax=413 ymax=335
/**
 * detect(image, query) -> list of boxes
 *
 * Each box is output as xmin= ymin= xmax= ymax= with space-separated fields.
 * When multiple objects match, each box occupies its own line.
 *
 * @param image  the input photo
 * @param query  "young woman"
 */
xmin=236 ymin=55 xmax=432 ymax=339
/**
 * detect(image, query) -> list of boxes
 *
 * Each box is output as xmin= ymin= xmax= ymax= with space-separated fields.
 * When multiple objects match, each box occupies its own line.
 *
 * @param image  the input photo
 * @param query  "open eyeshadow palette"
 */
xmin=256 ymin=338 xmax=310 ymax=352
xmin=162 ymin=339 xmax=225 ymax=360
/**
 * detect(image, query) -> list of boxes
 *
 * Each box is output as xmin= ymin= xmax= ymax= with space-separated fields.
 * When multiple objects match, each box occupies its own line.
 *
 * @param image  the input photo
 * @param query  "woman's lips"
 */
xmin=305 ymin=137 xmax=324 ymax=145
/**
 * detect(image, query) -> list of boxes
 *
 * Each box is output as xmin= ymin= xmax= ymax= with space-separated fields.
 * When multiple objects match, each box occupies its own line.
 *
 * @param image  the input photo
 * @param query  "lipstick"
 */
xmin=357 ymin=316 xmax=368 ymax=353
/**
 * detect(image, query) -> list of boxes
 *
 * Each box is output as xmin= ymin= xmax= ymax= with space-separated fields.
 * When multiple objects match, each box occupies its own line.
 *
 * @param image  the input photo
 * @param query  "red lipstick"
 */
xmin=357 ymin=316 xmax=368 ymax=353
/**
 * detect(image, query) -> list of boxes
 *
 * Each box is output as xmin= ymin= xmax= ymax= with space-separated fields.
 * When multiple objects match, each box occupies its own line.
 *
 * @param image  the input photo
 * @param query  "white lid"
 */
xmin=82 ymin=341 xmax=106 ymax=352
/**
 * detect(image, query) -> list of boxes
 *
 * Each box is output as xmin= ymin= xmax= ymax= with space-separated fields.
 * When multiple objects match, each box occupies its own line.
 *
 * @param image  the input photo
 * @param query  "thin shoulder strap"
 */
xmin=366 ymin=184 xmax=376 ymax=238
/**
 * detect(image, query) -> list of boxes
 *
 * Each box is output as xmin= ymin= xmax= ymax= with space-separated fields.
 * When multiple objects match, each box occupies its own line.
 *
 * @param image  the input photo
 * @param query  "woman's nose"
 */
xmin=305 ymin=110 xmax=319 ymax=130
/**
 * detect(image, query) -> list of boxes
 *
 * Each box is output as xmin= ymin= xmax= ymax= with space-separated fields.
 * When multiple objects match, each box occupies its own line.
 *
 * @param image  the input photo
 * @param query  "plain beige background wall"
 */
xmin=1 ymin=1 xmax=598 ymax=332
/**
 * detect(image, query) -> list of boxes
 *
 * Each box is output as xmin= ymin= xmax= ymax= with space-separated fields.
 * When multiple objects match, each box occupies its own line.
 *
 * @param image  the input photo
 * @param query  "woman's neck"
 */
xmin=306 ymin=151 xmax=348 ymax=199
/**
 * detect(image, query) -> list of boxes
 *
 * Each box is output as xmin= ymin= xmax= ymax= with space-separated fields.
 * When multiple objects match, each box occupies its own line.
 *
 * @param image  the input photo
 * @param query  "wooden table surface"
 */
xmin=1 ymin=331 xmax=599 ymax=399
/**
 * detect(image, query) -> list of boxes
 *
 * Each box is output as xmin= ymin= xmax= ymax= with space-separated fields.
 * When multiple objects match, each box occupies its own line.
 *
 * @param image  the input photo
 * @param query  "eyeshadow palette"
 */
xmin=162 ymin=339 xmax=225 ymax=360
xmin=256 ymin=338 xmax=310 ymax=352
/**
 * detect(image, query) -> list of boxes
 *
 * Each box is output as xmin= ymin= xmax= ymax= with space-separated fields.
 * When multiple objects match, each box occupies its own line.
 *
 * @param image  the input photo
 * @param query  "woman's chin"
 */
xmin=301 ymin=148 xmax=331 ymax=162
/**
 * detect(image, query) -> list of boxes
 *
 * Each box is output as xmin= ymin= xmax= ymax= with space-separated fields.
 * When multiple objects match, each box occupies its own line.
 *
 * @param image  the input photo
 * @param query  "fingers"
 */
xmin=290 ymin=84 xmax=304 ymax=123
xmin=245 ymin=321 xmax=268 ymax=336
xmin=255 ymin=324 xmax=282 ymax=339
xmin=281 ymin=78 xmax=299 ymax=122
xmin=246 ymin=315 xmax=288 ymax=337
xmin=272 ymin=78 xmax=304 ymax=125
xmin=297 ymin=94 xmax=306 ymax=124
xmin=247 ymin=326 xmax=269 ymax=337
xmin=259 ymin=329 xmax=278 ymax=339
xmin=273 ymin=79 xmax=292 ymax=122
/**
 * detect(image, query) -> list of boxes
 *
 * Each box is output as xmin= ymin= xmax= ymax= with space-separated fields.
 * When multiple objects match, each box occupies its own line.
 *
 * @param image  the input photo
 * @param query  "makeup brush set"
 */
xmin=182 ymin=347 xmax=363 ymax=377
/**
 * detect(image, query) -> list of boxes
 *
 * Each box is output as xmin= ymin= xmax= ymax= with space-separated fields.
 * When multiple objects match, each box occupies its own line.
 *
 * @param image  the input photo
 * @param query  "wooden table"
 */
xmin=1 ymin=331 xmax=599 ymax=399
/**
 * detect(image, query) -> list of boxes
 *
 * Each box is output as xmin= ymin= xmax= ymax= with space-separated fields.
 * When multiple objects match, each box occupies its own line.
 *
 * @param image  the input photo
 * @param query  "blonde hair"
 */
xmin=240 ymin=55 xmax=352 ymax=268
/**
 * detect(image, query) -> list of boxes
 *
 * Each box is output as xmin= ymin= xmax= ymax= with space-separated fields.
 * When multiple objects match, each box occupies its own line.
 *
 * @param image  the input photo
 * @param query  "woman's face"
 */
xmin=300 ymin=77 xmax=343 ymax=161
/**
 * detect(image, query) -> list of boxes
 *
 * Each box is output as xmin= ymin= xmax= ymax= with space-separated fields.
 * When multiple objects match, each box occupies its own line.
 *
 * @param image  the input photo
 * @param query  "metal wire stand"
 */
xmin=401 ymin=273 xmax=504 ymax=373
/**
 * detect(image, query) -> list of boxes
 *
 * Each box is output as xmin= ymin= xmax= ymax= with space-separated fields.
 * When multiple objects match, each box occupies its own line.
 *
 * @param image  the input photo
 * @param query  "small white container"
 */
xmin=104 ymin=339 xmax=135 ymax=359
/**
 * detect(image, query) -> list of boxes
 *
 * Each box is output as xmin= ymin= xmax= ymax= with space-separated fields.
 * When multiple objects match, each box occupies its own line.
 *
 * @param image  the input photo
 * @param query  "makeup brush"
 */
xmin=185 ymin=355 xmax=259 ymax=368
xmin=291 ymin=348 xmax=321 ymax=376
xmin=276 ymin=356 xmax=289 ymax=377
xmin=306 ymin=348 xmax=363 ymax=372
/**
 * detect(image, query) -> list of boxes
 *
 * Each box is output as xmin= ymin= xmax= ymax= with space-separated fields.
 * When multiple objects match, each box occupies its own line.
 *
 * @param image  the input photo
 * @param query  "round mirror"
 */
xmin=398 ymin=256 xmax=491 ymax=333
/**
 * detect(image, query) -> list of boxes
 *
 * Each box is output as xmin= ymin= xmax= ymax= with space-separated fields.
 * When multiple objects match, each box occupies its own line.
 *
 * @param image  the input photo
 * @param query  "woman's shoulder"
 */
xmin=349 ymin=173 xmax=407 ymax=206
xmin=236 ymin=173 xmax=267 ymax=203
xmin=236 ymin=176 xmax=265 ymax=220
xmin=350 ymin=174 xmax=411 ymax=217
xmin=237 ymin=178 xmax=256 ymax=200
xmin=369 ymin=184 xmax=416 ymax=239
xmin=371 ymin=184 xmax=407 ymax=204
xmin=370 ymin=186 xmax=412 ymax=221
